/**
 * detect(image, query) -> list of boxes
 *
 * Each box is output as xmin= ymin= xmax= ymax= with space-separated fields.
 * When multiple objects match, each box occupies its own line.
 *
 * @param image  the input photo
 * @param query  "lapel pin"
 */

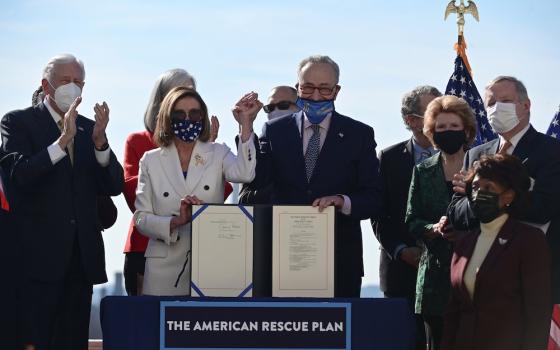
xmin=194 ymin=154 xmax=205 ymax=166
xmin=498 ymin=238 xmax=508 ymax=245
xmin=338 ymin=132 xmax=344 ymax=138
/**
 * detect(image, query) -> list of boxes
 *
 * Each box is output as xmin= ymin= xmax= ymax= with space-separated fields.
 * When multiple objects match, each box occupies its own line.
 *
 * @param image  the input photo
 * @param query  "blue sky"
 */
xmin=1 ymin=0 xmax=559 ymax=288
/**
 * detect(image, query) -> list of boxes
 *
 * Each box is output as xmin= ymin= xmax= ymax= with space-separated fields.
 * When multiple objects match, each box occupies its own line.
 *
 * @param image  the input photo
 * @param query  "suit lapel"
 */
xmin=286 ymin=114 xmax=307 ymax=184
xmin=512 ymin=126 xmax=537 ymax=162
xmin=159 ymin=143 xmax=188 ymax=197
xmin=404 ymin=138 xmax=414 ymax=167
xmin=476 ymin=217 xmax=517 ymax=279
xmin=72 ymin=117 xmax=89 ymax=170
xmin=310 ymin=112 xmax=343 ymax=182
xmin=185 ymin=141 xmax=213 ymax=195
xmin=454 ymin=232 xmax=479 ymax=304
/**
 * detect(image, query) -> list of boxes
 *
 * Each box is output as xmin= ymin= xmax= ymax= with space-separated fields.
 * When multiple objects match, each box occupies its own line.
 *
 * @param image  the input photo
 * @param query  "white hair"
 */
xmin=298 ymin=55 xmax=340 ymax=84
xmin=42 ymin=54 xmax=85 ymax=82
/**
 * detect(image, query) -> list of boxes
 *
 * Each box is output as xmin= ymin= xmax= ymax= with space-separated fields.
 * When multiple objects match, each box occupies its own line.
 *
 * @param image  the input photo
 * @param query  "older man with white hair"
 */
xmin=1 ymin=53 xmax=124 ymax=350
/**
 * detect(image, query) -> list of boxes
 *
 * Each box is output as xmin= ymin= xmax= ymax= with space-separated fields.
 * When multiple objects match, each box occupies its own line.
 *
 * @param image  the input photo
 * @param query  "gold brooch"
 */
xmin=194 ymin=154 xmax=205 ymax=166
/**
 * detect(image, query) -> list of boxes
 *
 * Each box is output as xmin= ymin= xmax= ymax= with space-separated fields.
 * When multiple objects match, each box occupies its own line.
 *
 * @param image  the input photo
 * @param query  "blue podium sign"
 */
xmin=160 ymin=301 xmax=351 ymax=350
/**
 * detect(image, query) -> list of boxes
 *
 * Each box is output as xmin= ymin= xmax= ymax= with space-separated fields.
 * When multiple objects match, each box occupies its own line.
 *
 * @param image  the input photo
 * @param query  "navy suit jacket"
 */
xmin=252 ymin=111 xmax=382 ymax=294
xmin=1 ymin=103 xmax=124 ymax=285
xmin=447 ymin=125 xmax=560 ymax=302
xmin=371 ymin=139 xmax=419 ymax=297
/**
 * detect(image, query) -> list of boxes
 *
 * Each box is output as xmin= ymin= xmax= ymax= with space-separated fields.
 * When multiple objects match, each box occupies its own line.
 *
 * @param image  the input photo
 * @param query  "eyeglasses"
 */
xmin=171 ymin=109 xmax=203 ymax=123
xmin=263 ymin=101 xmax=294 ymax=113
xmin=298 ymin=84 xmax=338 ymax=96
xmin=410 ymin=113 xmax=424 ymax=119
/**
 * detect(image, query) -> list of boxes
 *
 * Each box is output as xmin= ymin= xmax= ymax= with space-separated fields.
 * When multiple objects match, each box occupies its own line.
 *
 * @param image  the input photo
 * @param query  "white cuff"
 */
xmin=48 ymin=142 xmax=67 ymax=165
xmin=340 ymin=194 xmax=351 ymax=216
xmin=95 ymin=146 xmax=111 ymax=167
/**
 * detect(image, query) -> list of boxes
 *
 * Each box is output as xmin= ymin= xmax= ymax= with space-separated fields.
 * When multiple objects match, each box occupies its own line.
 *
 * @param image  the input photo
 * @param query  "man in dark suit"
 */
xmin=1 ymin=54 xmax=124 ymax=350
xmin=371 ymin=86 xmax=441 ymax=348
xmin=448 ymin=75 xmax=560 ymax=303
xmin=239 ymin=85 xmax=299 ymax=205
xmin=239 ymin=55 xmax=382 ymax=297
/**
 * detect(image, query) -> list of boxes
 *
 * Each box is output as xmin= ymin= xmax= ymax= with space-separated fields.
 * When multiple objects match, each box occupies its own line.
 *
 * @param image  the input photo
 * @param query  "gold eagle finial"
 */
xmin=444 ymin=0 xmax=479 ymax=37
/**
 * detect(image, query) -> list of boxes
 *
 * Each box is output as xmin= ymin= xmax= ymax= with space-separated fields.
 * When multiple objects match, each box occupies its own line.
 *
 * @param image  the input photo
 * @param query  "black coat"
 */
xmin=1 ymin=103 xmax=124 ymax=284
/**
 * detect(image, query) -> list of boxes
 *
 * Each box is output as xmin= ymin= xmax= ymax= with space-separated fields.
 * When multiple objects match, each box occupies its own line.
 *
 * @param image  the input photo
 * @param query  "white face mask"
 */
xmin=487 ymin=102 xmax=520 ymax=134
xmin=50 ymin=81 xmax=82 ymax=113
xmin=267 ymin=109 xmax=296 ymax=120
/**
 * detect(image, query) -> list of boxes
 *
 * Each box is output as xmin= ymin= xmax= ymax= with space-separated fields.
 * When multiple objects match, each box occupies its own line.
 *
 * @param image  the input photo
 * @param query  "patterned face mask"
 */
xmin=171 ymin=120 xmax=203 ymax=143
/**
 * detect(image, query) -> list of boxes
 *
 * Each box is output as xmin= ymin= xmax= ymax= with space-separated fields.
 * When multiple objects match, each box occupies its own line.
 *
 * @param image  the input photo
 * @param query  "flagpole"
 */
xmin=444 ymin=0 xmax=479 ymax=76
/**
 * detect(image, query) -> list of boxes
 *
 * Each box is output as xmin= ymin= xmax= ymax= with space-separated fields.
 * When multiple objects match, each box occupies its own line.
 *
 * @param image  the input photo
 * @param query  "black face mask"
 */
xmin=471 ymin=190 xmax=504 ymax=223
xmin=433 ymin=130 xmax=466 ymax=154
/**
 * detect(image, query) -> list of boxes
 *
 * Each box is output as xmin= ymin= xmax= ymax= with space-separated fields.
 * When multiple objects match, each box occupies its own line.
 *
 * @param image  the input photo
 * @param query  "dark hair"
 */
xmin=153 ymin=87 xmax=210 ymax=147
xmin=465 ymin=154 xmax=531 ymax=218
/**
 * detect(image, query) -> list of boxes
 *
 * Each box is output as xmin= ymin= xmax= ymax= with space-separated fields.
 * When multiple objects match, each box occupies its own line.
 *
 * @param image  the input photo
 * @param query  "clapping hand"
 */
xmin=209 ymin=115 xmax=220 ymax=142
xmin=92 ymin=101 xmax=110 ymax=149
xmin=58 ymin=96 xmax=81 ymax=149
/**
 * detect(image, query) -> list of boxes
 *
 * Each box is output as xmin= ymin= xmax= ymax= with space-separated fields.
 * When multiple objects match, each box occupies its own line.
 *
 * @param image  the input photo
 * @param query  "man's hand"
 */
xmin=92 ymin=102 xmax=110 ymax=149
xmin=312 ymin=195 xmax=344 ymax=212
xmin=209 ymin=115 xmax=220 ymax=142
xmin=57 ymin=96 xmax=81 ymax=149
xmin=425 ymin=215 xmax=449 ymax=240
xmin=232 ymin=92 xmax=262 ymax=143
xmin=452 ymin=170 xmax=468 ymax=194
xmin=399 ymin=246 xmax=422 ymax=268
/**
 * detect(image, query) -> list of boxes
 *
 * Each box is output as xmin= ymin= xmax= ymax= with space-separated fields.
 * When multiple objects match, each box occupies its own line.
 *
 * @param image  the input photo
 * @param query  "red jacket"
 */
xmin=123 ymin=130 xmax=234 ymax=253
xmin=442 ymin=218 xmax=552 ymax=350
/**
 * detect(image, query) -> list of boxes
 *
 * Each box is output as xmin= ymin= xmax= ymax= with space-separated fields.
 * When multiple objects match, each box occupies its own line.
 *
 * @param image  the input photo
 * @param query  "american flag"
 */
xmin=445 ymin=55 xmax=497 ymax=146
xmin=546 ymin=106 xmax=560 ymax=139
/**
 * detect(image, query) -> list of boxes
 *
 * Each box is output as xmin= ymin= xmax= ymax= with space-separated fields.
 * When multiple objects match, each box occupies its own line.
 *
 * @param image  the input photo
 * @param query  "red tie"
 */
xmin=0 ymin=184 xmax=9 ymax=212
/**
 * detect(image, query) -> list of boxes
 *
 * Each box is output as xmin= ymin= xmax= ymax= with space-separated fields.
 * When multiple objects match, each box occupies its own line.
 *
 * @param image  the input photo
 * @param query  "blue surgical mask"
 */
xmin=172 ymin=120 xmax=203 ymax=143
xmin=296 ymin=97 xmax=334 ymax=124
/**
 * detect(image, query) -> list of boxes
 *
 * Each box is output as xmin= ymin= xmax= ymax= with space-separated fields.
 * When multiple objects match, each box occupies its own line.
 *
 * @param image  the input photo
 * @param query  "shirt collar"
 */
xmin=43 ymin=97 xmax=63 ymax=124
xmin=411 ymin=137 xmax=435 ymax=153
xmin=301 ymin=111 xmax=332 ymax=131
xmin=499 ymin=123 xmax=530 ymax=150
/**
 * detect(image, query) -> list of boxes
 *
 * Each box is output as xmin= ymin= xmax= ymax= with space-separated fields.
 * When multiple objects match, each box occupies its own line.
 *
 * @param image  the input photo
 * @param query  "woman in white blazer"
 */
xmin=134 ymin=87 xmax=261 ymax=296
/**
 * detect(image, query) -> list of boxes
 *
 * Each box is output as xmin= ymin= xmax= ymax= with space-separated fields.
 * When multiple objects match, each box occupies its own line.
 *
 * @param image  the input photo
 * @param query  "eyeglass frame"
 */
xmin=296 ymin=83 xmax=340 ymax=97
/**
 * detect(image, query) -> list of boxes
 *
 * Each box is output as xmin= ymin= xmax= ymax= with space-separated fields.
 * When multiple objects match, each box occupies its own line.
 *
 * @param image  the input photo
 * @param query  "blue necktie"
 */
xmin=305 ymin=124 xmax=321 ymax=182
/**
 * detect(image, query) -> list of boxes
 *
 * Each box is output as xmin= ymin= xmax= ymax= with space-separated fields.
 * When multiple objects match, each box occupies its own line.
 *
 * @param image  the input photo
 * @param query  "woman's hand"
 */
xmin=170 ymin=195 xmax=204 ymax=231
xmin=209 ymin=115 xmax=219 ymax=142
xmin=425 ymin=216 xmax=449 ymax=240
xmin=232 ymin=92 xmax=262 ymax=142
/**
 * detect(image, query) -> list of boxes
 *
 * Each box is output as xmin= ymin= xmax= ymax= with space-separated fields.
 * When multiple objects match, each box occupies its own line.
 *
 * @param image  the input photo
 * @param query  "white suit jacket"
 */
xmin=134 ymin=136 xmax=255 ymax=296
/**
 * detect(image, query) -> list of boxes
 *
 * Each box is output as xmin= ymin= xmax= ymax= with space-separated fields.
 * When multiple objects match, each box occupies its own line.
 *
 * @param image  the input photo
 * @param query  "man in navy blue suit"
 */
xmin=239 ymin=55 xmax=382 ymax=297
xmin=1 ymin=54 xmax=124 ymax=350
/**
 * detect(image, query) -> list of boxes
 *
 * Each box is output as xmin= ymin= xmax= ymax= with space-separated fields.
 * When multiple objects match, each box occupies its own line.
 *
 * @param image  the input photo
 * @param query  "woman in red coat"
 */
xmin=442 ymin=154 xmax=552 ymax=350
xmin=123 ymin=69 xmax=232 ymax=295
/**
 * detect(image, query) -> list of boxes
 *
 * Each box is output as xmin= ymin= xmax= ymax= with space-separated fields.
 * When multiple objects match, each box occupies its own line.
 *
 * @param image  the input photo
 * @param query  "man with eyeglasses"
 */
xmin=371 ymin=86 xmax=441 ymax=349
xmin=237 ymin=55 xmax=382 ymax=297
xmin=262 ymin=86 xmax=299 ymax=120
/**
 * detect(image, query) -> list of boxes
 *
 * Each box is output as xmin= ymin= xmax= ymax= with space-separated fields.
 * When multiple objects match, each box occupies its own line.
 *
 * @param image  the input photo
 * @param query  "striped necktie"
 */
xmin=498 ymin=139 xmax=512 ymax=155
xmin=304 ymin=124 xmax=321 ymax=182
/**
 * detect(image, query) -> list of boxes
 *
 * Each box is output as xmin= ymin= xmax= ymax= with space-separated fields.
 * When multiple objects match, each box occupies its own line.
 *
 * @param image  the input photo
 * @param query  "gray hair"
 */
xmin=486 ymin=76 xmax=529 ymax=102
xmin=42 ymin=54 xmax=85 ymax=82
xmin=143 ymin=68 xmax=196 ymax=132
xmin=401 ymin=85 xmax=442 ymax=118
xmin=297 ymin=55 xmax=340 ymax=84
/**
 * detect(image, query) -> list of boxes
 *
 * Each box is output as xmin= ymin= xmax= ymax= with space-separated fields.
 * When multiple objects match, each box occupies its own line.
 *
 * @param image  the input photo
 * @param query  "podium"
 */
xmin=100 ymin=296 xmax=416 ymax=350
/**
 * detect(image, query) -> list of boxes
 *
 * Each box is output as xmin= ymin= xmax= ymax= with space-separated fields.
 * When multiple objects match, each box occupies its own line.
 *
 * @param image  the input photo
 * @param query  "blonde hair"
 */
xmin=423 ymin=95 xmax=476 ymax=148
